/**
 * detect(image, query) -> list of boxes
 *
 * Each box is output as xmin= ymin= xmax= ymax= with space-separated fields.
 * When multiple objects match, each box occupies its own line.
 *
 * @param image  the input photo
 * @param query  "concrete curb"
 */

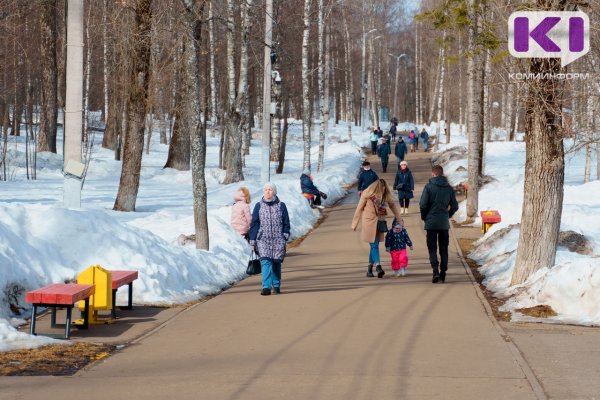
xmin=449 ymin=227 xmax=548 ymax=400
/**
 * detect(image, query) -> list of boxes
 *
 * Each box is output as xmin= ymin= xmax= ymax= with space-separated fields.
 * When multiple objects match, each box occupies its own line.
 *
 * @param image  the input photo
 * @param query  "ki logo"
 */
xmin=508 ymin=11 xmax=590 ymax=67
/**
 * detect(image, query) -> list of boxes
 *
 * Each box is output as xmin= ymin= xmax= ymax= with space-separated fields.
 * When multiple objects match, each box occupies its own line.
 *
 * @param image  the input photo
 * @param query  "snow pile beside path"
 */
xmin=437 ymin=126 xmax=600 ymax=325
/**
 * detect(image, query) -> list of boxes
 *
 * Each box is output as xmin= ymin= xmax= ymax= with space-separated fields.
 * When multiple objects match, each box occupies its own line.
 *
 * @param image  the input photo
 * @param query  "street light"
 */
xmin=389 ymin=53 xmax=407 ymax=122
xmin=361 ymin=28 xmax=377 ymax=133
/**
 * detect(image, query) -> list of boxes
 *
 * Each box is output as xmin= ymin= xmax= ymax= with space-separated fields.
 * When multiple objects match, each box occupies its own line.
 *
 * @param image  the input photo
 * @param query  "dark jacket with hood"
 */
xmin=394 ymin=140 xmax=408 ymax=160
xmin=419 ymin=175 xmax=459 ymax=230
xmin=300 ymin=173 xmax=320 ymax=195
xmin=393 ymin=168 xmax=414 ymax=199
xmin=358 ymin=168 xmax=379 ymax=192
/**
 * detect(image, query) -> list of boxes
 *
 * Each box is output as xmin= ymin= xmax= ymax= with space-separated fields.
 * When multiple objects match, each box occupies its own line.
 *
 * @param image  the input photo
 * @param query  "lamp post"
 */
xmin=389 ymin=53 xmax=406 ymax=121
xmin=361 ymin=28 xmax=377 ymax=133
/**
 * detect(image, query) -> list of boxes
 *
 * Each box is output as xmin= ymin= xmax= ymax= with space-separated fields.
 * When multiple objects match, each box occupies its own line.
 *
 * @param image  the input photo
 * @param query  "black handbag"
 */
xmin=246 ymin=251 xmax=262 ymax=275
xmin=377 ymin=219 xmax=388 ymax=233
xmin=372 ymin=198 xmax=389 ymax=233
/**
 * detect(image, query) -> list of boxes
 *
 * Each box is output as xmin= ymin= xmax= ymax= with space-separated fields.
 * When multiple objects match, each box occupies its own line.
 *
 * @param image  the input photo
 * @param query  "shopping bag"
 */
xmin=246 ymin=251 xmax=262 ymax=275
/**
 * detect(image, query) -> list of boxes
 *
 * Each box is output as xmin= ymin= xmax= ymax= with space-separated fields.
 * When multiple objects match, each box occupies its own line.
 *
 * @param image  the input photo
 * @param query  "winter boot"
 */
xmin=366 ymin=264 xmax=375 ymax=277
xmin=376 ymin=265 xmax=385 ymax=278
xmin=401 ymin=267 xmax=406 ymax=276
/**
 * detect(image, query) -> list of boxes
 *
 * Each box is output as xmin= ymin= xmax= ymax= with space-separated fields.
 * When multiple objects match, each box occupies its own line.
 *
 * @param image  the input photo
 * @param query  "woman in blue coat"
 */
xmin=393 ymin=160 xmax=414 ymax=214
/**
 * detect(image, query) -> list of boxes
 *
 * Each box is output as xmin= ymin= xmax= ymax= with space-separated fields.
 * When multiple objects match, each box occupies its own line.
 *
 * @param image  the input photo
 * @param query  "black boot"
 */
xmin=432 ymin=268 xmax=440 ymax=283
xmin=376 ymin=265 xmax=385 ymax=278
xmin=366 ymin=264 xmax=375 ymax=277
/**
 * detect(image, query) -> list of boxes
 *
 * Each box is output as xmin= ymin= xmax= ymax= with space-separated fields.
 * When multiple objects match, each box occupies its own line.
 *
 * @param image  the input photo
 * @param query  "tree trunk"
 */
xmin=38 ymin=0 xmax=58 ymax=153
xmin=238 ymin=0 xmax=253 ymax=164
xmin=113 ymin=0 xmax=152 ymax=212
xmin=276 ymin=93 xmax=290 ymax=174
xmin=343 ymin=13 xmax=353 ymax=140
xmin=223 ymin=0 xmax=243 ymax=184
xmin=103 ymin=0 xmax=110 ymax=123
xmin=466 ymin=0 xmax=481 ymax=219
xmin=181 ymin=0 xmax=209 ymax=249
xmin=511 ymin=56 xmax=565 ymax=285
xmin=208 ymin=1 xmax=218 ymax=125
xmin=316 ymin=0 xmax=325 ymax=172
xmin=164 ymin=87 xmax=190 ymax=170
xmin=302 ymin=0 xmax=312 ymax=171
xmin=435 ymin=30 xmax=446 ymax=150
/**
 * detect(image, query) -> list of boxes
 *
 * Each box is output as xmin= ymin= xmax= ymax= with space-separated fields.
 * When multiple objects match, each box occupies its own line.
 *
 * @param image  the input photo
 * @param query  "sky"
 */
xmin=1 ymin=113 xmax=599 ymax=352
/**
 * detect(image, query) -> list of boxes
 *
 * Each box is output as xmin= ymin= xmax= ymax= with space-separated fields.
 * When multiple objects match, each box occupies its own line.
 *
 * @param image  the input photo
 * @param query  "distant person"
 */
xmin=230 ymin=187 xmax=252 ymax=241
xmin=352 ymin=179 xmax=403 ymax=278
xmin=420 ymin=128 xmax=429 ymax=152
xmin=377 ymin=137 xmax=391 ymax=173
xmin=357 ymin=161 xmax=379 ymax=197
xmin=374 ymin=126 xmax=384 ymax=139
xmin=419 ymin=165 xmax=458 ymax=283
xmin=408 ymin=130 xmax=417 ymax=152
xmin=385 ymin=219 xmax=413 ymax=277
xmin=249 ymin=182 xmax=291 ymax=295
xmin=393 ymin=160 xmax=414 ymax=214
xmin=390 ymin=122 xmax=397 ymax=142
xmin=369 ymin=129 xmax=379 ymax=154
xmin=394 ymin=135 xmax=408 ymax=167
xmin=301 ymin=169 xmax=326 ymax=209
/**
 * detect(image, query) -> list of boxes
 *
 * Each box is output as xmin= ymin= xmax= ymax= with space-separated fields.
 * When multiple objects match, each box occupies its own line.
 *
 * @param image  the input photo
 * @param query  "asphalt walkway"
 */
xmin=2 ymin=146 xmax=544 ymax=399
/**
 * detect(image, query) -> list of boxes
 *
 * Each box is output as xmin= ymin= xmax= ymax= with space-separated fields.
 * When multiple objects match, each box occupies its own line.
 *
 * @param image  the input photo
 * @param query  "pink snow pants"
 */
xmin=391 ymin=249 xmax=408 ymax=270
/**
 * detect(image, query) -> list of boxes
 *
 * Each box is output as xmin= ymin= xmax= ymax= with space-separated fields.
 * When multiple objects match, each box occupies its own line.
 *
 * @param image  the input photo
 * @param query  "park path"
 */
xmin=1 ymin=146 xmax=542 ymax=400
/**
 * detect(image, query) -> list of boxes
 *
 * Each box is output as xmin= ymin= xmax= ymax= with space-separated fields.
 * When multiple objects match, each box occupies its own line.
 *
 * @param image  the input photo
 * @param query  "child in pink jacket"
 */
xmin=231 ymin=187 xmax=252 ymax=240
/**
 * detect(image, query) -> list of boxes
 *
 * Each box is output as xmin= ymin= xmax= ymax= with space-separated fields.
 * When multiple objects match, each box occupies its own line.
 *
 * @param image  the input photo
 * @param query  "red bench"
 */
xmin=480 ymin=210 xmax=502 ymax=233
xmin=26 ymin=283 xmax=95 ymax=339
xmin=110 ymin=270 xmax=138 ymax=319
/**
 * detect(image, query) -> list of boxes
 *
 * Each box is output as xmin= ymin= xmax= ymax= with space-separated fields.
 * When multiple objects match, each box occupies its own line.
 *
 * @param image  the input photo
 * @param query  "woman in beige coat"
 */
xmin=352 ymin=179 xmax=402 ymax=278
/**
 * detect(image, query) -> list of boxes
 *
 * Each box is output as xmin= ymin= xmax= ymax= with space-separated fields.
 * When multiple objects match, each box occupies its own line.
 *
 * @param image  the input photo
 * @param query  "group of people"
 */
xmin=407 ymin=128 xmax=430 ymax=152
xmin=229 ymin=126 xmax=457 ymax=296
xmin=353 ymin=164 xmax=458 ymax=283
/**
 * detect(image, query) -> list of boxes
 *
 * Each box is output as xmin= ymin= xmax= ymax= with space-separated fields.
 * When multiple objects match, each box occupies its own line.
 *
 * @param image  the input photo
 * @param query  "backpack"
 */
xmin=409 ymin=132 xmax=415 ymax=140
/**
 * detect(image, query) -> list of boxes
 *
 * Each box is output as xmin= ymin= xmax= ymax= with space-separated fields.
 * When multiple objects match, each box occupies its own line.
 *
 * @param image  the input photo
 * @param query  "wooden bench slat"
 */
xmin=110 ymin=270 xmax=138 ymax=289
xmin=26 ymin=283 xmax=95 ymax=305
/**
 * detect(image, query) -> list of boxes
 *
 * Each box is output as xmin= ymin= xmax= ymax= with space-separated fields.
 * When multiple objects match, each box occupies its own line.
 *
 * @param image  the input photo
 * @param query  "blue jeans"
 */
xmin=421 ymin=139 xmax=428 ymax=150
xmin=261 ymin=259 xmax=282 ymax=289
xmin=369 ymin=240 xmax=380 ymax=265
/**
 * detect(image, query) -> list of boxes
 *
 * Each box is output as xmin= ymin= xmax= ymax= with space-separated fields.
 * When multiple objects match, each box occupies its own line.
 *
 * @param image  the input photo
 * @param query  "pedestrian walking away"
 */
xmin=377 ymin=137 xmax=391 ymax=173
xmin=420 ymin=128 xmax=429 ymax=152
xmin=300 ymin=169 xmax=327 ymax=209
xmin=369 ymin=129 xmax=378 ymax=155
xmin=231 ymin=186 xmax=252 ymax=241
xmin=389 ymin=122 xmax=397 ymax=142
xmin=393 ymin=160 xmax=414 ymax=214
xmin=408 ymin=130 xmax=417 ymax=152
xmin=357 ymin=161 xmax=379 ymax=197
xmin=352 ymin=179 xmax=403 ymax=279
xmin=394 ymin=136 xmax=408 ymax=167
xmin=385 ymin=219 xmax=414 ymax=277
xmin=249 ymin=182 xmax=291 ymax=295
xmin=419 ymin=165 xmax=458 ymax=283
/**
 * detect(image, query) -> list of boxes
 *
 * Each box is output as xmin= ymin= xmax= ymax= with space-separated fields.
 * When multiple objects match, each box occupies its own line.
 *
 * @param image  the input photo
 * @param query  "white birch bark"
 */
xmin=430 ymin=46 xmax=442 ymax=125
xmin=415 ymin=22 xmax=420 ymax=125
xmin=302 ymin=0 xmax=312 ymax=170
xmin=83 ymin=1 xmax=92 ymax=161
xmin=209 ymin=1 xmax=218 ymax=125
xmin=584 ymin=82 xmax=594 ymax=183
xmin=343 ymin=13 xmax=353 ymax=139
xmin=458 ymin=32 xmax=464 ymax=134
xmin=435 ymin=30 xmax=446 ymax=150
xmin=317 ymin=0 xmax=325 ymax=172
xmin=103 ymin=0 xmax=109 ymax=123
xmin=238 ymin=0 xmax=253 ymax=161
xmin=466 ymin=0 xmax=481 ymax=219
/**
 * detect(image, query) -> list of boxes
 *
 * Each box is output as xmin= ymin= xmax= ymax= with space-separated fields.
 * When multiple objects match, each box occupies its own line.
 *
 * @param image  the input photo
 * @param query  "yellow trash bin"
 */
xmin=77 ymin=265 xmax=113 ymax=324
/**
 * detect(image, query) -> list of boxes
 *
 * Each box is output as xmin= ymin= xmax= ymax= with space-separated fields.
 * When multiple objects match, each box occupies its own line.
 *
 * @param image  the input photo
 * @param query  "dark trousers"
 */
xmin=399 ymin=198 xmax=410 ymax=208
xmin=426 ymin=229 xmax=449 ymax=276
xmin=381 ymin=159 xmax=388 ymax=172
xmin=371 ymin=141 xmax=378 ymax=154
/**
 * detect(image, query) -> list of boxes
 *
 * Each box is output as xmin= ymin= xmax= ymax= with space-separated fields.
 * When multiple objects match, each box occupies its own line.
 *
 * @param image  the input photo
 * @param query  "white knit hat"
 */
xmin=263 ymin=182 xmax=277 ymax=195
xmin=400 ymin=160 xmax=408 ymax=167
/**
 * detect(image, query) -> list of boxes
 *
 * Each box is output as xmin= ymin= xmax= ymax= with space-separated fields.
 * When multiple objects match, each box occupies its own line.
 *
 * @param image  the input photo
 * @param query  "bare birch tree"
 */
xmin=302 ymin=0 xmax=312 ymax=170
xmin=113 ymin=0 xmax=152 ymax=212
xmin=38 ymin=0 xmax=58 ymax=153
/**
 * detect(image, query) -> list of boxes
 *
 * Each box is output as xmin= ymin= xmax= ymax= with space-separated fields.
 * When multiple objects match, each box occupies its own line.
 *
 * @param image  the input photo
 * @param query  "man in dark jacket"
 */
xmin=377 ymin=137 xmax=391 ymax=173
xmin=357 ymin=161 xmax=378 ymax=196
xmin=394 ymin=137 xmax=408 ymax=167
xmin=419 ymin=165 xmax=459 ymax=283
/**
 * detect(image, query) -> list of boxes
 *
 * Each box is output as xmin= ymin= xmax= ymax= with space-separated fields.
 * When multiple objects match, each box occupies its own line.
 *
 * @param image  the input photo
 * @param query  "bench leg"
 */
xmin=126 ymin=282 xmax=133 ymax=310
xmin=51 ymin=307 xmax=57 ymax=328
xmin=30 ymin=305 xmax=38 ymax=336
xmin=112 ymin=289 xmax=117 ymax=319
xmin=65 ymin=306 xmax=72 ymax=339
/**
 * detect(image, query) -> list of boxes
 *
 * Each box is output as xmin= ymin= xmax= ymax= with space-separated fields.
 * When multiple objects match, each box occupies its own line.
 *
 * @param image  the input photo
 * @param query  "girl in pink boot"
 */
xmin=385 ymin=219 xmax=413 ymax=276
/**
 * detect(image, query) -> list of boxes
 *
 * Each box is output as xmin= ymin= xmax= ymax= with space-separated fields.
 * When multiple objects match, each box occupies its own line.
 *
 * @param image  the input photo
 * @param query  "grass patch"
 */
xmin=0 ymin=342 xmax=115 ymax=376
xmin=516 ymin=305 xmax=558 ymax=318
